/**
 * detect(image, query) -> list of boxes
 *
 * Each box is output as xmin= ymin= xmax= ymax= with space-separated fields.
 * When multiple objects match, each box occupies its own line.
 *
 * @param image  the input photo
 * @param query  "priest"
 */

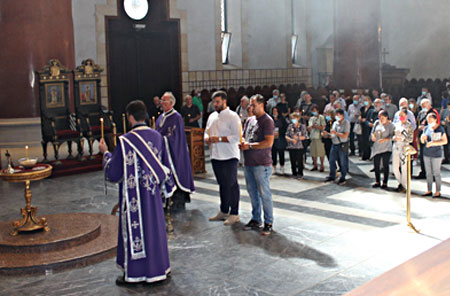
xmin=156 ymin=91 xmax=195 ymax=209
xmin=99 ymin=100 xmax=175 ymax=285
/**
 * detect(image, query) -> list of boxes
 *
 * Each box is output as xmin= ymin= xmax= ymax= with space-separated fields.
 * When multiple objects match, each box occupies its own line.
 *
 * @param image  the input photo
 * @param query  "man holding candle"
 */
xmin=99 ymin=100 xmax=175 ymax=285
xmin=239 ymin=94 xmax=275 ymax=236
xmin=156 ymin=92 xmax=195 ymax=210
xmin=180 ymin=95 xmax=201 ymax=128
xmin=204 ymin=90 xmax=242 ymax=226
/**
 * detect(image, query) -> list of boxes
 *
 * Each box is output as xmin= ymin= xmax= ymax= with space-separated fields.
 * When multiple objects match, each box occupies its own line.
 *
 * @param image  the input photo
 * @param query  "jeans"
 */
xmin=424 ymin=156 xmax=443 ymax=192
xmin=328 ymin=144 xmax=348 ymax=181
xmin=244 ymin=165 xmax=274 ymax=225
xmin=211 ymin=159 xmax=240 ymax=215
xmin=373 ymin=152 xmax=391 ymax=184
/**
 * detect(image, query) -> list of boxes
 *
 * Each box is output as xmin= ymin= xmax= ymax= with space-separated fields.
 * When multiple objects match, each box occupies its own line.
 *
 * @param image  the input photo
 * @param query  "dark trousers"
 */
xmin=361 ymin=127 xmax=372 ymax=160
xmin=211 ymin=158 xmax=240 ymax=215
xmin=419 ymin=142 xmax=426 ymax=175
xmin=288 ymin=149 xmax=304 ymax=176
xmin=350 ymin=123 xmax=356 ymax=154
xmin=374 ymin=152 xmax=391 ymax=184
xmin=324 ymin=140 xmax=332 ymax=160
xmin=272 ymin=147 xmax=285 ymax=166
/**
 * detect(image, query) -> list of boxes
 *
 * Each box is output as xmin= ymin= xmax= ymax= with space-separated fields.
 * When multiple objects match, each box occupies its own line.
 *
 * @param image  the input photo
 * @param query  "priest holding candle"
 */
xmin=156 ymin=92 xmax=195 ymax=210
xmin=99 ymin=100 xmax=175 ymax=285
xmin=204 ymin=90 xmax=242 ymax=226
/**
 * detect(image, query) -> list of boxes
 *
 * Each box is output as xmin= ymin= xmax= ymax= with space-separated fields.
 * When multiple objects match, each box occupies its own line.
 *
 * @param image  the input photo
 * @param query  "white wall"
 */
xmin=72 ymin=0 xmax=107 ymax=66
xmin=381 ymin=0 xmax=450 ymax=79
xmin=176 ymin=0 xmax=217 ymax=71
xmin=308 ymin=0 xmax=333 ymax=85
xmin=245 ymin=0 xmax=290 ymax=69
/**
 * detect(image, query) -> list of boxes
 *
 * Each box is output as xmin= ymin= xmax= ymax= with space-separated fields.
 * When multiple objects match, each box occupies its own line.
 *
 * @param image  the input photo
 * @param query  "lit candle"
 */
xmin=152 ymin=116 xmax=155 ymax=129
xmin=112 ymin=123 xmax=117 ymax=147
xmin=25 ymin=145 xmax=29 ymax=159
xmin=100 ymin=118 xmax=104 ymax=139
xmin=239 ymin=123 xmax=243 ymax=143
xmin=122 ymin=113 xmax=127 ymax=134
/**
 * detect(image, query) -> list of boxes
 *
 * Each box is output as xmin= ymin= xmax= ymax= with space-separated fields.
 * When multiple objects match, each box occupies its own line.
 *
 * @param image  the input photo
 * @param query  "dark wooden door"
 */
xmin=107 ymin=1 xmax=181 ymax=132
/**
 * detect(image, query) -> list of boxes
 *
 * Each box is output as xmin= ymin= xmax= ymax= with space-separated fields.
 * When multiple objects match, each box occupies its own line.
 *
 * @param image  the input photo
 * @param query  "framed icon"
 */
xmin=79 ymin=81 xmax=97 ymax=105
xmin=45 ymin=83 xmax=65 ymax=108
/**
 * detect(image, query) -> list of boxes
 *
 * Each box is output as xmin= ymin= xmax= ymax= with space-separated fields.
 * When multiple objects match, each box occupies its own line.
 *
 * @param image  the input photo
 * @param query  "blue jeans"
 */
xmin=244 ymin=165 xmax=274 ymax=225
xmin=328 ymin=144 xmax=348 ymax=181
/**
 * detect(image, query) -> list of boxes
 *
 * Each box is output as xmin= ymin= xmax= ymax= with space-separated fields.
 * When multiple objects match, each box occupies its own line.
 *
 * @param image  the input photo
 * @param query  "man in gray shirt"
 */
xmin=383 ymin=94 xmax=398 ymax=120
xmin=324 ymin=109 xmax=350 ymax=185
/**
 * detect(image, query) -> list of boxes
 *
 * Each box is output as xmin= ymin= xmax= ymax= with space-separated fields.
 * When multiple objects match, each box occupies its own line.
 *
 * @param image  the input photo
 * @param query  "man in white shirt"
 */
xmin=236 ymin=96 xmax=250 ymax=124
xmin=266 ymin=89 xmax=280 ymax=114
xmin=417 ymin=87 xmax=433 ymax=106
xmin=205 ymin=91 xmax=242 ymax=225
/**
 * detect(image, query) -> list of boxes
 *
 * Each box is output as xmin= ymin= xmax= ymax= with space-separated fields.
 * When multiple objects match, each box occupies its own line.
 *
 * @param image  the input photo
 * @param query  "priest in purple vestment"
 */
xmin=99 ymin=100 xmax=175 ymax=285
xmin=156 ymin=92 xmax=195 ymax=209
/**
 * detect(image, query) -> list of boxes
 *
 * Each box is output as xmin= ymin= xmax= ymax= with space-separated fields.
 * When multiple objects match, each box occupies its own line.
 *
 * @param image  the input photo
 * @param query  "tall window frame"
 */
xmin=220 ymin=0 xmax=231 ymax=64
xmin=291 ymin=0 xmax=298 ymax=65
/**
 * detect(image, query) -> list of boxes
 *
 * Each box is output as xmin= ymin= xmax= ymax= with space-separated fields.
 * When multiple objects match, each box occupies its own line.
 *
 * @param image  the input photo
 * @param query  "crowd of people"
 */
xmin=101 ymin=86 xmax=448 ymax=285
xmin=197 ymin=87 xmax=449 ymax=196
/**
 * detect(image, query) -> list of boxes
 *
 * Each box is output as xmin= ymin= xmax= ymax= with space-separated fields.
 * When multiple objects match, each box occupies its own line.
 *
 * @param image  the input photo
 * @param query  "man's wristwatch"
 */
xmin=249 ymin=143 xmax=253 ymax=149
xmin=218 ymin=137 xmax=223 ymax=142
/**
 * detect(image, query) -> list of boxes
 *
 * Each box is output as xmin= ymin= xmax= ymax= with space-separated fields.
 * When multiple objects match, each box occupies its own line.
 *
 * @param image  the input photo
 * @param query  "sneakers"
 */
xmin=280 ymin=166 xmax=285 ymax=175
xmin=337 ymin=179 xmax=346 ymax=186
xmin=243 ymin=219 xmax=262 ymax=230
xmin=209 ymin=211 xmax=229 ymax=221
xmin=261 ymin=223 xmax=273 ymax=236
xmin=224 ymin=215 xmax=240 ymax=226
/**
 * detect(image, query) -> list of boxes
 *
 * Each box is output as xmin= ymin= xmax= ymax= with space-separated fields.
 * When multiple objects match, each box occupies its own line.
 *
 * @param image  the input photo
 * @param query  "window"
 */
xmin=291 ymin=0 xmax=298 ymax=65
xmin=291 ymin=35 xmax=298 ymax=64
xmin=220 ymin=0 xmax=231 ymax=64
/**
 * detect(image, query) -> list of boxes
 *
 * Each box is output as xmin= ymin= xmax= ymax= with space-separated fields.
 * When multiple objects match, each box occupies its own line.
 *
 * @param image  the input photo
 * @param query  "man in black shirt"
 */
xmin=149 ymin=96 xmax=163 ymax=119
xmin=180 ymin=95 xmax=201 ymax=128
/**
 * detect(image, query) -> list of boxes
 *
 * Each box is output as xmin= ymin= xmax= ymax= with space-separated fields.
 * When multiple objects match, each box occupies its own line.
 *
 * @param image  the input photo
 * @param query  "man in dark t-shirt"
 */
xmin=180 ymin=95 xmax=201 ymax=128
xmin=240 ymin=94 xmax=275 ymax=236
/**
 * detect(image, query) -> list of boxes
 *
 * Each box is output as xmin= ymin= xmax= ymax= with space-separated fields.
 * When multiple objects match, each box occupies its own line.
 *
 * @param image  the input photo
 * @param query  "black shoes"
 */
xmin=422 ymin=192 xmax=432 ymax=197
xmin=116 ymin=276 xmax=139 ymax=286
xmin=396 ymin=184 xmax=406 ymax=193
xmin=372 ymin=183 xmax=380 ymax=188
xmin=414 ymin=173 xmax=426 ymax=180
xmin=324 ymin=177 xmax=334 ymax=183
xmin=381 ymin=183 xmax=388 ymax=189
xmin=261 ymin=223 xmax=273 ymax=236
xmin=243 ymin=219 xmax=262 ymax=231
xmin=337 ymin=179 xmax=346 ymax=186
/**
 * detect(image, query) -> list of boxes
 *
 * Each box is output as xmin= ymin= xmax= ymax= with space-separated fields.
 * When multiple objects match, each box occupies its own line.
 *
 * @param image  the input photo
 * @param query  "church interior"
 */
xmin=1 ymin=0 xmax=450 ymax=295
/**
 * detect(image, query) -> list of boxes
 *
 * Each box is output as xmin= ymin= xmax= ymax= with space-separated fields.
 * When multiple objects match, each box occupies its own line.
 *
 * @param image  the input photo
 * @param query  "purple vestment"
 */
xmin=103 ymin=126 xmax=175 ymax=283
xmin=156 ymin=109 xmax=195 ymax=193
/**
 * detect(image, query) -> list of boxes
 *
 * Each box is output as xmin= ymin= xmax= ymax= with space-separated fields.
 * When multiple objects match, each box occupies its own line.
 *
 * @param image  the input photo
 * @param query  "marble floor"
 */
xmin=0 ymin=153 xmax=450 ymax=296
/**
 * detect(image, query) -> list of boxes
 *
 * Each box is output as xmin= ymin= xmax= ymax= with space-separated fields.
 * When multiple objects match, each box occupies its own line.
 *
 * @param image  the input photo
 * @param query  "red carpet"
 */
xmin=49 ymin=155 xmax=103 ymax=178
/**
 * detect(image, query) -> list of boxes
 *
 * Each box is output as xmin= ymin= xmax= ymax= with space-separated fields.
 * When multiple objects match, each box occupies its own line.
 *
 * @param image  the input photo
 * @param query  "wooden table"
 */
xmin=0 ymin=164 xmax=52 ymax=236
xmin=346 ymin=237 xmax=450 ymax=296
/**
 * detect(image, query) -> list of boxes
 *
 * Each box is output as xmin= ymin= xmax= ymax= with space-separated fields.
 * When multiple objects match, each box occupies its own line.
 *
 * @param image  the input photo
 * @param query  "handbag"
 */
xmin=353 ymin=122 xmax=362 ymax=135
xmin=340 ymin=142 xmax=349 ymax=154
